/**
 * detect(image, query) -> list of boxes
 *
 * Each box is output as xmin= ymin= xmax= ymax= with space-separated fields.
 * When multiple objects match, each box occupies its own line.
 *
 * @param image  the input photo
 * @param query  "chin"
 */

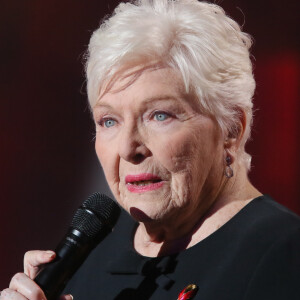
xmin=128 ymin=202 xmax=172 ymax=225
xmin=119 ymin=190 xmax=173 ymax=222
xmin=129 ymin=207 xmax=154 ymax=222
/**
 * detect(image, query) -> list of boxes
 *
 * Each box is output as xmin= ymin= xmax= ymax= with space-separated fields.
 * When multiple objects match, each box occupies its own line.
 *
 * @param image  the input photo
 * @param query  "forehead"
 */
xmin=103 ymin=66 xmax=183 ymax=95
xmin=95 ymin=66 xmax=200 ymax=111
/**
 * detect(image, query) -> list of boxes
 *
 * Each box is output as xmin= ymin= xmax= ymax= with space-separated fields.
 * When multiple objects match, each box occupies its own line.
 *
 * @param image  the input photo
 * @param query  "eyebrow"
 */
xmin=141 ymin=95 xmax=181 ymax=106
xmin=93 ymin=103 xmax=113 ymax=110
xmin=93 ymin=95 xmax=181 ymax=110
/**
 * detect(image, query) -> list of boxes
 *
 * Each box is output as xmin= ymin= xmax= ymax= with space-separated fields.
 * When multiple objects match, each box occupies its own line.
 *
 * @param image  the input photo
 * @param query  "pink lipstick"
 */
xmin=125 ymin=173 xmax=164 ymax=193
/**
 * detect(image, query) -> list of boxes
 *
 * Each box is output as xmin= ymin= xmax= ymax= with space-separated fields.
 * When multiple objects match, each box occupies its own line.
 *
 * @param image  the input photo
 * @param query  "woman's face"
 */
xmin=93 ymin=67 xmax=225 ymax=225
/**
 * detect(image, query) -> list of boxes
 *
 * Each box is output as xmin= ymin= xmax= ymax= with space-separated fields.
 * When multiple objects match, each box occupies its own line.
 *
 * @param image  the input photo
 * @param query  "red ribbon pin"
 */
xmin=177 ymin=284 xmax=198 ymax=300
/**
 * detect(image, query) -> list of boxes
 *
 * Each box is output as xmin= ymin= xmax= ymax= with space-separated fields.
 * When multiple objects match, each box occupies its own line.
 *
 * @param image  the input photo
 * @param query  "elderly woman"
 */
xmin=2 ymin=0 xmax=300 ymax=299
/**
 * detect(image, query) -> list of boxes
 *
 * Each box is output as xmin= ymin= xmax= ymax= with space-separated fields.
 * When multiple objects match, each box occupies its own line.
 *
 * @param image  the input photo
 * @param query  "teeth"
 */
xmin=131 ymin=180 xmax=158 ymax=186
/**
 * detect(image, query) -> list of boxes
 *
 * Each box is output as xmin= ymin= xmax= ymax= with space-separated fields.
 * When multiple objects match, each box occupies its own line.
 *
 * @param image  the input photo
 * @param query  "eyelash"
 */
xmin=96 ymin=110 xmax=174 ymax=129
xmin=150 ymin=110 xmax=173 ymax=122
xmin=97 ymin=117 xmax=117 ymax=128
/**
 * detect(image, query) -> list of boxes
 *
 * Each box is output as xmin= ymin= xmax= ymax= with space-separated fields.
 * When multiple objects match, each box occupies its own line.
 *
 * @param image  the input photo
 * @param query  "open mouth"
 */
xmin=125 ymin=173 xmax=164 ymax=192
xmin=128 ymin=179 xmax=162 ymax=186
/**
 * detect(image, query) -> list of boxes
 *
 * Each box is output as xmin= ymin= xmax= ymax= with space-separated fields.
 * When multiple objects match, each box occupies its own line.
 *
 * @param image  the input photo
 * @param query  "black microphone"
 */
xmin=34 ymin=192 xmax=121 ymax=300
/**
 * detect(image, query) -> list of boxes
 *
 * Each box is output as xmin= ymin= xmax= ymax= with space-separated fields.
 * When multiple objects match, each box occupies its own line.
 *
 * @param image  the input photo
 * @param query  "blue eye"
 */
xmin=103 ymin=119 xmax=116 ymax=128
xmin=154 ymin=112 xmax=169 ymax=121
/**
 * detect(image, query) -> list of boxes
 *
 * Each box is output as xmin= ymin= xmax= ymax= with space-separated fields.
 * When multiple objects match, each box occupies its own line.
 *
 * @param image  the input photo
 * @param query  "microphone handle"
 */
xmin=34 ymin=229 xmax=105 ymax=300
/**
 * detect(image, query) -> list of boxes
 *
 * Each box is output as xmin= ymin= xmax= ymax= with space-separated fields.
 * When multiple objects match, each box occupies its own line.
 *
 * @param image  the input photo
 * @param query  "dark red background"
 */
xmin=0 ymin=0 xmax=299 ymax=289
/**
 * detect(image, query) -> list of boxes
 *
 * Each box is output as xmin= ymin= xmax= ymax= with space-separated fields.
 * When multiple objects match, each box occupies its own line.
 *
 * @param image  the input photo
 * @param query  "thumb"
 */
xmin=24 ymin=250 xmax=56 ymax=279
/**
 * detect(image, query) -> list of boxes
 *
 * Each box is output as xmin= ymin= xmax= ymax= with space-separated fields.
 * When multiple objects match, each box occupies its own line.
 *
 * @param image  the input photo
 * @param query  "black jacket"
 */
xmin=64 ymin=195 xmax=300 ymax=299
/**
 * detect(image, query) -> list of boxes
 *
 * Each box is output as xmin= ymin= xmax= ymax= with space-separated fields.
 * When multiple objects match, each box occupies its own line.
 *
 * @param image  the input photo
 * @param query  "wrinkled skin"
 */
xmin=93 ymin=66 xmax=228 ymax=246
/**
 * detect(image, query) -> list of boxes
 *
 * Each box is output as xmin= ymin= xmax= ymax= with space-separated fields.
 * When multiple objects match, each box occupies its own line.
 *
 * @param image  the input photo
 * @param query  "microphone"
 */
xmin=34 ymin=192 xmax=121 ymax=300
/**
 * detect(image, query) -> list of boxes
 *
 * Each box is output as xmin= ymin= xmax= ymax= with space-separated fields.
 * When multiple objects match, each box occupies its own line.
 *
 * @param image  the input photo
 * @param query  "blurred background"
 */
xmin=0 ymin=0 xmax=299 ymax=289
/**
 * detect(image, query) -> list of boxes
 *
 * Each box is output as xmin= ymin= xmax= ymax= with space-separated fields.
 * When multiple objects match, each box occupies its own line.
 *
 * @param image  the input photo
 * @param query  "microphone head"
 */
xmin=70 ymin=193 xmax=120 ymax=239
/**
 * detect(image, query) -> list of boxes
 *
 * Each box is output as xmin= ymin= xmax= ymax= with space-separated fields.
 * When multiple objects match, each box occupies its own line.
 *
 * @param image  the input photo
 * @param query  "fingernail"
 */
xmin=45 ymin=251 xmax=55 ymax=258
xmin=68 ymin=294 xmax=74 ymax=300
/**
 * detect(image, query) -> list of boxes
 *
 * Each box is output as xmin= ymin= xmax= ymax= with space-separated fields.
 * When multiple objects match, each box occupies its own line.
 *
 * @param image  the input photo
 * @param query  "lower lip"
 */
xmin=126 ymin=181 xmax=164 ymax=193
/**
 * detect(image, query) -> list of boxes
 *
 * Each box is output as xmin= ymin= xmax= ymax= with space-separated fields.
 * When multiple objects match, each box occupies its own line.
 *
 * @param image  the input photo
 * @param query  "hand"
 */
xmin=0 ymin=250 xmax=73 ymax=300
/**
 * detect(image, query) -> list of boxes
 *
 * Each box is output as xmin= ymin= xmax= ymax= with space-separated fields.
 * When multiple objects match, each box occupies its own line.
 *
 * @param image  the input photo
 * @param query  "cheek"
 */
xmin=95 ymin=140 xmax=108 ymax=170
xmin=156 ymin=129 xmax=209 ymax=174
xmin=95 ymin=139 xmax=120 ymax=197
xmin=153 ymin=124 xmax=221 ymax=202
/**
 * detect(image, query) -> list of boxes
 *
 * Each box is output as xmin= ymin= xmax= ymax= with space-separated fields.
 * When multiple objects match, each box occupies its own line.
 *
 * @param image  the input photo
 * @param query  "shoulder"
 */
xmin=243 ymin=226 xmax=300 ymax=299
xmin=238 ymin=194 xmax=300 ymax=241
xmin=238 ymin=195 xmax=300 ymax=299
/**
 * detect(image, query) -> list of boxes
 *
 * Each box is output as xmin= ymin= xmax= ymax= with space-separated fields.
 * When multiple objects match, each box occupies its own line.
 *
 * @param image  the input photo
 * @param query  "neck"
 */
xmin=134 ymin=165 xmax=261 ymax=257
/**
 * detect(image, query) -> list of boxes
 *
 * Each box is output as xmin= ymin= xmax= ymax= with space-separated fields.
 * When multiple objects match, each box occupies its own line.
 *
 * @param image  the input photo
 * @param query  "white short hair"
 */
xmin=85 ymin=0 xmax=256 ymax=170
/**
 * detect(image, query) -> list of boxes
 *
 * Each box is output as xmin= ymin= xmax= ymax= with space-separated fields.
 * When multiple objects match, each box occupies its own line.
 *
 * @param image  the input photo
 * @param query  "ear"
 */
xmin=224 ymin=109 xmax=246 ymax=156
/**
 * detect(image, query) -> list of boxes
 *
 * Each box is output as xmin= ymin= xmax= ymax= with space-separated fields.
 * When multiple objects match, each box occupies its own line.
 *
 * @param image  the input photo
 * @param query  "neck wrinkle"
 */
xmin=134 ymin=165 xmax=261 ymax=257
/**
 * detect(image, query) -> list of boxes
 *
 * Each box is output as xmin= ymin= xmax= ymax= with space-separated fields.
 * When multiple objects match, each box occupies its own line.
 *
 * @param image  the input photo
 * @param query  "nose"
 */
xmin=118 ymin=124 xmax=151 ymax=164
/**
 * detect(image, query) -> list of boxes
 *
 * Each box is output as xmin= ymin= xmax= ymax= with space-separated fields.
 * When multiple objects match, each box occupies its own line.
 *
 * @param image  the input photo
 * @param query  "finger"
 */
xmin=9 ymin=273 xmax=47 ymax=300
xmin=24 ymin=250 xmax=56 ymax=278
xmin=0 ymin=288 xmax=28 ymax=300
xmin=59 ymin=294 xmax=73 ymax=300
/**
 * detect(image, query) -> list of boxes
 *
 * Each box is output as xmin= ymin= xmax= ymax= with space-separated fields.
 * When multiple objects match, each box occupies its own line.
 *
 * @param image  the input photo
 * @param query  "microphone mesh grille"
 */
xmin=82 ymin=193 xmax=120 ymax=228
xmin=71 ymin=209 xmax=103 ymax=238
xmin=70 ymin=193 xmax=120 ymax=238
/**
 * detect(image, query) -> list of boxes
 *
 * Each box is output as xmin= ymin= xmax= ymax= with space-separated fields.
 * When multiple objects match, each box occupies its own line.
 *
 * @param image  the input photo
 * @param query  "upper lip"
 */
xmin=125 ymin=173 xmax=162 ymax=184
